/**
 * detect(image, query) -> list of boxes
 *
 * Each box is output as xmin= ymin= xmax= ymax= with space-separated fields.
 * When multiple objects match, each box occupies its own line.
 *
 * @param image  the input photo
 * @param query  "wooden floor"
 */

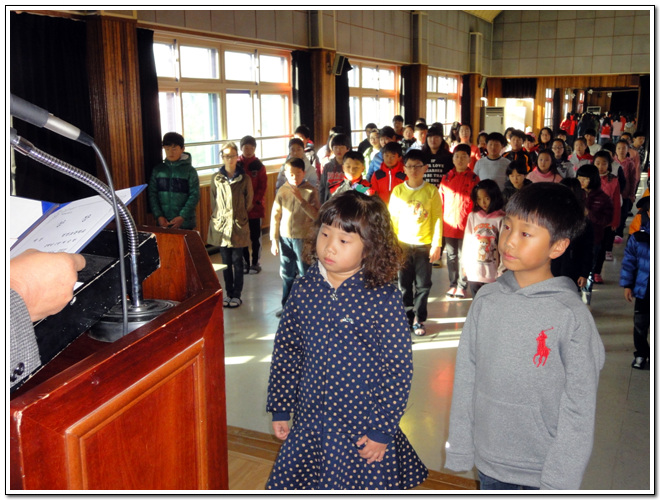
xmin=226 ymin=425 xmax=478 ymax=490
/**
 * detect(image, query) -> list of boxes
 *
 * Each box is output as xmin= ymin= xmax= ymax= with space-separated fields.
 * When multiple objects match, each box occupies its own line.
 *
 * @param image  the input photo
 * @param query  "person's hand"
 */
xmin=577 ymin=276 xmax=587 ymax=288
xmin=157 ymin=216 xmax=169 ymax=228
xmin=10 ymin=249 xmax=86 ymax=322
xmin=272 ymin=421 xmax=290 ymax=441
xmin=355 ymin=435 xmax=387 ymax=464
xmin=169 ymin=216 xmax=185 ymax=229
xmin=624 ymin=287 xmax=633 ymax=302
xmin=289 ymin=184 xmax=303 ymax=202
xmin=271 ymin=240 xmax=279 ymax=256
xmin=429 ymin=246 xmax=441 ymax=263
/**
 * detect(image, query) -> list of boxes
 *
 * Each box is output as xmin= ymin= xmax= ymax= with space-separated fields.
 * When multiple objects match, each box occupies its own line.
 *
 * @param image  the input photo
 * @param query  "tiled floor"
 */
xmin=216 ymin=175 xmax=651 ymax=491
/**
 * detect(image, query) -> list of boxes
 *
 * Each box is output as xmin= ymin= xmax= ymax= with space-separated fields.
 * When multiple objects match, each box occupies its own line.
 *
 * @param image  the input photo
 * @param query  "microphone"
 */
xmin=10 ymin=93 xmax=94 ymax=146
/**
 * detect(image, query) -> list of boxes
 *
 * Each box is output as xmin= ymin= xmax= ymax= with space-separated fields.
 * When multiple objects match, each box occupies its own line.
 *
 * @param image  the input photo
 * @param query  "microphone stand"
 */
xmin=10 ymin=129 xmax=175 ymax=341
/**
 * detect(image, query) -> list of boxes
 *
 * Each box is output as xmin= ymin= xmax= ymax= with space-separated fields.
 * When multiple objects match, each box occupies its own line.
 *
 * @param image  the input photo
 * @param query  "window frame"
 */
xmin=153 ymin=34 xmax=293 ymax=176
xmin=425 ymin=71 xmax=460 ymax=136
xmin=347 ymin=60 xmax=399 ymax=148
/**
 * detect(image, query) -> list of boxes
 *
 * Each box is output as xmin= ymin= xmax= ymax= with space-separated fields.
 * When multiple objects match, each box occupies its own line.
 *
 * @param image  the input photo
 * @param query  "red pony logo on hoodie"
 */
xmin=533 ymin=327 xmax=554 ymax=367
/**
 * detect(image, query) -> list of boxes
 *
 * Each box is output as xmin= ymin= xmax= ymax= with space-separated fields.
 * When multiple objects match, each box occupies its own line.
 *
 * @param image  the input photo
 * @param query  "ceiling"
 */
xmin=463 ymin=10 xmax=502 ymax=23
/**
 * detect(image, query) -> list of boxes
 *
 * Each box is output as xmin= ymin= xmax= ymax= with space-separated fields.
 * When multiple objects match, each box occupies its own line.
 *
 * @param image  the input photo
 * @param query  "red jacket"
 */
xmin=371 ymin=161 xmax=407 ymax=205
xmin=241 ymin=155 xmax=268 ymax=218
xmin=440 ymin=168 xmax=480 ymax=239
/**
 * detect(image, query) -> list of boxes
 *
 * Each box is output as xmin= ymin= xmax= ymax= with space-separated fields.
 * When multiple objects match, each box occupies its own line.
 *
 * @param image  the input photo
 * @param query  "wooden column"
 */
xmin=86 ymin=15 xmax=148 ymax=225
xmin=404 ymin=64 xmax=428 ymax=123
xmin=468 ymin=74 xmax=483 ymax=140
xmin=309 ymin=48 xmax=336 ymax=150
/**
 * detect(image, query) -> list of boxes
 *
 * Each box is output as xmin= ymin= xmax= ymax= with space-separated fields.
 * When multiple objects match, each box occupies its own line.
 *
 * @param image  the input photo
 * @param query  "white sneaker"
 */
xmin=632 ymin=357 xmax=645 ymax=369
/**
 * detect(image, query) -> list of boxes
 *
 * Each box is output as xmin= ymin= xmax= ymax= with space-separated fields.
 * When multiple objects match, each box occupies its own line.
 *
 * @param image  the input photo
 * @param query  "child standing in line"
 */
xmin=422 ymin=125 xmax=454 ymax=187
xmin=503 ymin=129 xmax=533 ymax=171
xmin=477 ymin=132 xmax=488 ymax=159
xmin=389 ymin=149 xmax=443 ymax=337
xmin=266 ymin=191 xmax=428 ymax=490
xmin=550 ymin=138 xmax=574 ymax=178
xmin=275 ymin=138 xmax=318 ymax=190
xmin=526 ymin=150 xmax=563 ymax=184
xmin=330 ymin=151 xmax=375 ymax=196
xmin=148 ymin=132 xmax=200 ymax=230
xmin=370 ymin=141 xmax=407 ymax=205
xmin=473 ymin=132 xmax=510 ymax=191
xmin=399 ymin=124 xmax=416 ymax=154
xmin=461 ymin=179 xmax=505 ymax=297
xmin=568 ymin=137 xmax=594 ymax=175
xmin=208 ymin=141 xmax=253 ymax=308
xmin=502 ymin=159 xmax=532 ymax=206
xmin=440 ymin=144 xmax=480 ymax=299
xmin=592 ymin=150 xmax=621 ymax=269
xmin=319 ymin=133 xmax=350 ymax=204
xmin=576 ymin=164 xmax=614 ymax=286
xmin=537 ymin=127 xmax=554 ymax=152
xmin=294 ymin=125 xmax=321 ymax=179
xmin=523 ymin=133 xmax=539 ymax=167
xmin=620 ymin=196 xmax=650 ymax=370
xmin=363 ymin=128 xmax=381 ymax=168
xmin=270 ymin=158 xmax=320 ymax=317
xmin=446 ymin=182 xmax=605 ymax=490
xmin=239 ymin=135 xmax=267 ymax=274
xmin=614 ymin=139 xmax=637 ymax=241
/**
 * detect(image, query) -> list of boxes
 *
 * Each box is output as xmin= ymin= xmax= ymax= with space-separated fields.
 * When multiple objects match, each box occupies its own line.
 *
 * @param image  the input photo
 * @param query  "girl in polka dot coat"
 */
xmin=266 ymin=191 xmax=428 ymax=490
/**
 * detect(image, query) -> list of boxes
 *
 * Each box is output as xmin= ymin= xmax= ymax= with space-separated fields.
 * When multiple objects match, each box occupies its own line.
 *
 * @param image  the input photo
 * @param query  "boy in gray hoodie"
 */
xmin=445 ymin=182 xmax=605 ymax=490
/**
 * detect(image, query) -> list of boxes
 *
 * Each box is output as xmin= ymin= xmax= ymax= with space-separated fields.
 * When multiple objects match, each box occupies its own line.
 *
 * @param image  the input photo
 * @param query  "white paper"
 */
xmin=10 ymin=187 xmax=143 ymax=258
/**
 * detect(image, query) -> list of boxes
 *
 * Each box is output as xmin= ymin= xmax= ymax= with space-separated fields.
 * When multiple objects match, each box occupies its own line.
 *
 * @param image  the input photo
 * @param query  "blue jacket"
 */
xmin=619 ymin=220 xmax=650 ymax=299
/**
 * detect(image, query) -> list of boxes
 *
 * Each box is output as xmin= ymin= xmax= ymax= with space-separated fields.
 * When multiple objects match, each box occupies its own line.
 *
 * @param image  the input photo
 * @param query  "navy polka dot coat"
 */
xmin=266 ymin=262 xmax=428 ymax=489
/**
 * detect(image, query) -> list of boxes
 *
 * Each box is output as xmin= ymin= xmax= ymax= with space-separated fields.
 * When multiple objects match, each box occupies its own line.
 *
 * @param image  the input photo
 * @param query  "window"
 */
xmin=577 ymin=90 xmax=585 ymax=114
xmin=347 ymin=61 xmax=398 ymax=148
xmin=154 ymin=37 xmax=292 ymax=174
xmin=562 ymin=88 xmax=572 ymax=120
xmin=425 ymin=72 xmax=460 ymax=135
xmin=544 ymin=88 xmax=553 ymax=128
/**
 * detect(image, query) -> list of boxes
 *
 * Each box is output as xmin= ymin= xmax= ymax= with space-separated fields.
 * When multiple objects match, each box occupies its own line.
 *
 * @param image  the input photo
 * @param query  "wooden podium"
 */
xmin=10 ymin=228 xmax=228 ymax=490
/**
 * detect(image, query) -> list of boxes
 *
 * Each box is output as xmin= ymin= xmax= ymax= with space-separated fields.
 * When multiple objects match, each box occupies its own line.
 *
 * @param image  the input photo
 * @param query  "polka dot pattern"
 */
xmin=266 ymin=263 xmax=428 ymax=490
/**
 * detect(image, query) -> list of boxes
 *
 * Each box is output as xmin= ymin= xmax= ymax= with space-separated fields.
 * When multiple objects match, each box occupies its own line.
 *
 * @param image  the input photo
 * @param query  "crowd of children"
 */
xmin=147 ymin=109 xmax=648 ymax=489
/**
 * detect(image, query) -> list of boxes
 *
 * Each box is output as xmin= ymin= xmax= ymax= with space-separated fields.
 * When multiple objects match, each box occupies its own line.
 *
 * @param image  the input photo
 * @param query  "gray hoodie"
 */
xmin=445 ymin=271 xmax=605 ymax=489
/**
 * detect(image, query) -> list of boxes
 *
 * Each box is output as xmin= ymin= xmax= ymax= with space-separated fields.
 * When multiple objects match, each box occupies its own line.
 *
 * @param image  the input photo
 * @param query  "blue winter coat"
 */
xmin=266 ymin=262 xmax=428 ymax=490
xmin=620 ymin=220 xmax=650 ymax=299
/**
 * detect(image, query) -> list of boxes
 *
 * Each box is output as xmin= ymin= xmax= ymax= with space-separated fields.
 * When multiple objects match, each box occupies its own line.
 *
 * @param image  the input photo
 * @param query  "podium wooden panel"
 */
xmin=10 ymin=227 xmax=228 ymax=490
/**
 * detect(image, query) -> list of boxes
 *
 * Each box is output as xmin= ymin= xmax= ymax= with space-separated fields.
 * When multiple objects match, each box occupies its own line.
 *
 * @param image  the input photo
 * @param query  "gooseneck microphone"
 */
xmin=10 ymin=94 xmax=175 ymax=341
xmin=10 ymin=94 xmax=95 ymax=146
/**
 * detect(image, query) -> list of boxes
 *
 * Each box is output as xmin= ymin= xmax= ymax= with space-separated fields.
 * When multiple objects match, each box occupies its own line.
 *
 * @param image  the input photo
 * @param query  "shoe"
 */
xmin=249 ymin=264 xmax=262 ymax=274
xmin=227 ymin=297 xmax=242 ymax=308
xmin=243 ymin=266 xmax=250 ymax=274
xmin=275 ymin=309 xmax=283 ymax=318
xmin=446 ymin=287 xmax=457 ymax=297
xmin=614 ymin=236 xmax=624 ymax=244
xmin=454 ymin=288 xmax=466 ymax=299
xmin=593 ymin=274 xmax=604 ymax=284
xmin=412 ymin=323 xmax=426 ymax=336
xmin=632 ymin=356 xmax=645 ymax=369
xmin=605 ymin=251 xmax=613 ymax=261
xmin=432 ymin=260 xmax=444 ymax=268
xmin=223 ymin=297 xmax=231 ymax=308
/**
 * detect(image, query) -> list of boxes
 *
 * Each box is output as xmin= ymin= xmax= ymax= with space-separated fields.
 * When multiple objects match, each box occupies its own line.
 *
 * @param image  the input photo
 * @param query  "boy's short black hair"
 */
xmin=453 ymin=143 xmax=471 ymax=155
xmin=343 ymin=150 xmax=365 ymax=164
xmin=427 ymin=125 xmax=443 ymax=137
xmin=404 ymin=124 xmax=414 ymax=130
xmin=379 ymin=126 xmax=396 ymax=139
xmin=294 ymin=125 xmax=311 ymax=139
xmin=403 ymin=148 xmax=426 ymax=164
xmin=576 ymin=164 xmax=601 ymax=191
xmin=382 ymin=141 xmax=403 ymax=157
xmin=414 ymin=123 xmax=428 ymax=131
xmin=330 ymin=133 xmax=350 ymax=148
xmin=365 ymin=122 xmax=377 ymax=131
xmin=584 ymin=128 xmax=597 ymax=136
xmin=486 ymin=132 xmax=507 ymax=146
xmin=505 ymin=182 xmax=586 ymax=243
xmin=510 ymin=129 xmax=526 ymax=140
xmin=392 ymin=115 xmax=404 ymax=123
xmin=289 ymin=137 xmax=305 ymax=149
xmin=285 ymin=157 xmax=306 ymax=171
xmin=633 ymin=131 xmax=646 ymax=139
xmin=162 ymin=132 xmax=184 ymax=148
xmin=506 ymin=159 xmax=528 ymax=176
xmin=556 ymin=129 xmax=567 ymax=137
xmin=240 ymin=135 xmax=257 ymax=148
xmin=524 ymin=134 xmax=536 ymax=143
xmin=636 ymin=195 xmax=650 ymax=211
xmin=620 ymin=132 xmax=633 ymax=141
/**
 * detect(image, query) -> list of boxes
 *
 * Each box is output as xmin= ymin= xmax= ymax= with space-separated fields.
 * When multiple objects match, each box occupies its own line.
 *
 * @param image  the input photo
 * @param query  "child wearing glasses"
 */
xmin=208 ymin=141 xmax=254 ymax=309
